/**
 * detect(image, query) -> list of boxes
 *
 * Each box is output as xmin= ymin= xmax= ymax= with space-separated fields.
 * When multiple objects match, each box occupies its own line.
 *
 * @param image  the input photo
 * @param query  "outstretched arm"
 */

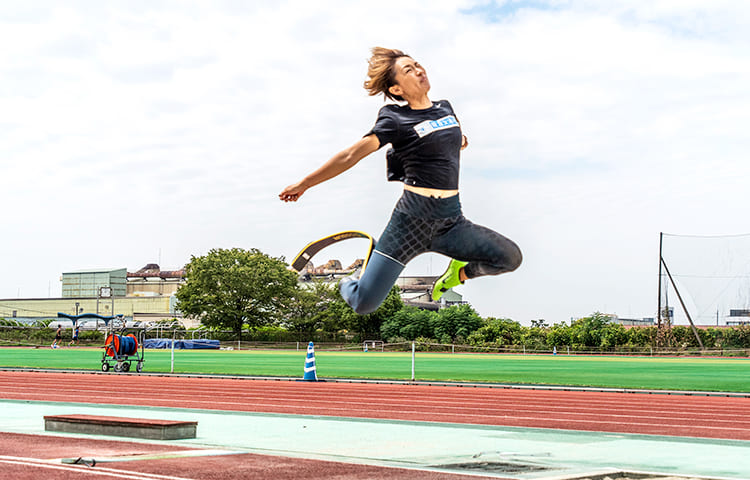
xmin=279 ymin=134 xmax=381 ymax=202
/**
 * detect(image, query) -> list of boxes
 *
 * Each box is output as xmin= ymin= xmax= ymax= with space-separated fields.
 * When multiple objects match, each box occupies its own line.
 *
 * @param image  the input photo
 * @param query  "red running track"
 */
xmin=2 ymin=371 xmax=750 ymax=441
xmin=0 ymin=431 xmax=495 ymax=480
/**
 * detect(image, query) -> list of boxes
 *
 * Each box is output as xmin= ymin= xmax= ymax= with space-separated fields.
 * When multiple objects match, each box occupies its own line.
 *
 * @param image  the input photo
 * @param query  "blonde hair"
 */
xmin=364 ymin=47 xmax=408 ymax=102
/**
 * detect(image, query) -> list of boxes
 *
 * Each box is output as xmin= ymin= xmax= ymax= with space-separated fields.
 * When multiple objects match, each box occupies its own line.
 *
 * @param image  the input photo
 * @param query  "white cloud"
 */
xmin=1 ymin=0 xmax=749 ymax=325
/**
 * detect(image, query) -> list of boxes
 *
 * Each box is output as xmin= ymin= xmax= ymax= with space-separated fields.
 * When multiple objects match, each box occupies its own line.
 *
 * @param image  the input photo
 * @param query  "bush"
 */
xmin=722 ymin=325 xmax=750 ymax=348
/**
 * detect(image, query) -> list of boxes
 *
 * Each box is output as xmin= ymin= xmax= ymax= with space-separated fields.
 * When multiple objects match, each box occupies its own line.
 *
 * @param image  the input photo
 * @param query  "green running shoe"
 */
xmin=432 ymin=259 xmax=468 ymax=301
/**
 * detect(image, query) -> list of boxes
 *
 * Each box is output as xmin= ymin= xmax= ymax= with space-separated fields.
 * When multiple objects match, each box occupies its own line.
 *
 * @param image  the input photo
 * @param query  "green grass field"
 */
xmin=1 ymin=347 xmax=748 ymax=392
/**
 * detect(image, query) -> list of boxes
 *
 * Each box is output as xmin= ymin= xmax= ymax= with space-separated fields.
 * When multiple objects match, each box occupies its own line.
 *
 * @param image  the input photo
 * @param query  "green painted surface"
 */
xmin=2 ymin=347 xmax=748 ymax=392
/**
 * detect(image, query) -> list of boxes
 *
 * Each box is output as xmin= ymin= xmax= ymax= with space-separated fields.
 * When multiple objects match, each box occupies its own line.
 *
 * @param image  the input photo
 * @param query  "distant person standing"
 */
xmin=69 ymin=324 xmax=80 ymax=346
xmin=51 ymin=324 xmax=62 ymax=349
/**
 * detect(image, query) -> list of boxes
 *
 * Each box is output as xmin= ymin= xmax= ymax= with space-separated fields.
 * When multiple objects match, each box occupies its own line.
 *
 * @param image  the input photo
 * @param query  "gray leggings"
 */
xmin=340 ymin=191 xmax=522 ymax=314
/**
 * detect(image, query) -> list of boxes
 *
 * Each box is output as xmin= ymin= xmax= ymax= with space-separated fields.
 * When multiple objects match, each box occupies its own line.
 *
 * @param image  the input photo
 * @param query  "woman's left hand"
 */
xmin=461 ymin=135 xmax=468 ymax=150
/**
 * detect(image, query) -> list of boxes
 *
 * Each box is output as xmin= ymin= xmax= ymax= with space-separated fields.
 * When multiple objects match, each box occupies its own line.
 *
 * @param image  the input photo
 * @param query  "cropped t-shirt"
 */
xmin=366 ymin=100 xmax=462 ymax=190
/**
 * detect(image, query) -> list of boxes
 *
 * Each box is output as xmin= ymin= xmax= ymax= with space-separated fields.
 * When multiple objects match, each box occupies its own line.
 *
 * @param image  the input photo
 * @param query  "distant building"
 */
xmin=395 ymin=275 xmax=464 ymax=310
xmin=727 ymin=309 xmax=750 ymax=326
xmin=1 ymin=264 xmax=190 ymax=327
xmin=127 ymin=263 xmax=186 ymax=297
xmin=575 ymin=314 xmax=656 ymax=327
xmin=61 ymin=268 xmax=126 ymax=298
xmin=609 ymin=316 xmax=655 ymax=327
xmin=0 ymin=295 xmax=181 ymax=327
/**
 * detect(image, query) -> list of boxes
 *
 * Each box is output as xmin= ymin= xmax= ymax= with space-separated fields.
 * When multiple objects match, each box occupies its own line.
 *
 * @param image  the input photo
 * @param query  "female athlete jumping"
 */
xmin=280 ymin=47 xmax=522 ymax=314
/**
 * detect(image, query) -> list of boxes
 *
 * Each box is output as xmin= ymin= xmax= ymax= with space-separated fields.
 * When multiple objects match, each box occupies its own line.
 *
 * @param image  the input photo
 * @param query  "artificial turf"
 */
xmin=1 ymin=347 xmax=748 ymax=392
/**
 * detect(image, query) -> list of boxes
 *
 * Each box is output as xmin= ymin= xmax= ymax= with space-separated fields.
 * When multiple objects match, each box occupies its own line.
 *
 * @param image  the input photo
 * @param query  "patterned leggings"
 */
xmin=340 ymin=190 xmax=522 ymax=314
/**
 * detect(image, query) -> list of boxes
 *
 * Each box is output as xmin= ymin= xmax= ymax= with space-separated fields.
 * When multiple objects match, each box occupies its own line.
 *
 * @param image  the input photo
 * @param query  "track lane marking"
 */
xmin=0 ymin=455 xmax=195 ymax=480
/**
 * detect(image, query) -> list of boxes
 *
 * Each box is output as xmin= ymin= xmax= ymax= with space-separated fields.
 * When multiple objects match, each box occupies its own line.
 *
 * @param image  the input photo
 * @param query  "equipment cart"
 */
xmin=101 ymin=319 xmax=145 ymax=373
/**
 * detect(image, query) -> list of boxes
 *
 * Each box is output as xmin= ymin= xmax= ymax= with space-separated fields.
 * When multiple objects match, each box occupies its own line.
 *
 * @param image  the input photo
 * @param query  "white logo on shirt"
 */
xmin=413 ymin=115 xmax=459 ymax=138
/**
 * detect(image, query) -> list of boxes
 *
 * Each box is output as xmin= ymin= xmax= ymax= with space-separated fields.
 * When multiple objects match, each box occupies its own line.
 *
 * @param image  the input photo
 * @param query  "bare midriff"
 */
xmin=403 ymin=184 xmax=459 ymax=199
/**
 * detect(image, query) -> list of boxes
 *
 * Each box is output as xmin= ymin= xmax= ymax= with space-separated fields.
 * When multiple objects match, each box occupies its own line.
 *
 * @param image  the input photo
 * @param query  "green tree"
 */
xmin=326 ymin=285 xmax=403 ymax=341
xmin=722 ymin=325 xmax=750 ymax=348
xmin=568 ymin=312 xmax=610 ymax=349
xmin=432 ymin=304 xmax=482 ymax=343
xmin=700 ymin=328 xmax=720 ymax=349
xmin=672 ymin=325 xmax=701 ymax=349
xmin=626 ymin=326 xmax=656 ymax=350
xmin=284 ymin=280 xmax=337 ymax=340
xmin=530 ymin=319 xmax=549 ymax=329
xmin=347 ymin=285 xmax=404 ymax=341
xmin=521 ymin=325 xmax=548 ymax=350
xmin=398 ymin=307 xmax=435 ymax=340
xmin=546 ymin=322 xmax=571 ymax=349
xmin=381 ymin=306 xmax=435 ymax=341
xmin=469 ymin=317 xmax=522 ymax=346
xmin=599 ymin=323 xmax=628 ymax=350
xmin=176 ymin=248 xmax=298 ymax=340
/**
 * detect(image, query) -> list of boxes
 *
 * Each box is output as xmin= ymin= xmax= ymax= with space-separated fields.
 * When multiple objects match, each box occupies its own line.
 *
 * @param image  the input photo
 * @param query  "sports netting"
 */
xmin=660 ymin=232 xmax=750 ymax=325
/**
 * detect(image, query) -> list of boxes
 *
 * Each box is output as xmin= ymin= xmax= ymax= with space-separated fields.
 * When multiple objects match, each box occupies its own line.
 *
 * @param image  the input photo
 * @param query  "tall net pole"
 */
xmin=658 ymin=232 xmax=663 ymax=330
xmin=657 ymin=232 xmax=674 ymax=349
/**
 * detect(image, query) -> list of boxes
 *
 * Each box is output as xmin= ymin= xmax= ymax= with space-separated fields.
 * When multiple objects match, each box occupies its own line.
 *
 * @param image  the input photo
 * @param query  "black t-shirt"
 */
xmin=367 ymin=100 xmax=462 ymax=190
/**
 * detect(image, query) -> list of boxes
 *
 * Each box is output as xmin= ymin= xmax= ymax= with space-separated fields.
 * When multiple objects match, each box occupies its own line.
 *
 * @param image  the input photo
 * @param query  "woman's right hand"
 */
xmin=279 ymin=182 xmax=307 ymax=202
xmin=279 ymin=135 xmax=380 ymax=203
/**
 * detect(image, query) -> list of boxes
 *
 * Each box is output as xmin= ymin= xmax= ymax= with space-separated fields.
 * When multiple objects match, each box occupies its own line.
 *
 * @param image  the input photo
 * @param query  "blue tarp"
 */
xmin=143 ymin=338 xmax=220 ymax=349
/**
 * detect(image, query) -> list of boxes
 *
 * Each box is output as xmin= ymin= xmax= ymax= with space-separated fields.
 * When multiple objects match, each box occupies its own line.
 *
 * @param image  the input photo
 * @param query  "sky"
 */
xmin=2 ymin=0 xmax=749 ymax=325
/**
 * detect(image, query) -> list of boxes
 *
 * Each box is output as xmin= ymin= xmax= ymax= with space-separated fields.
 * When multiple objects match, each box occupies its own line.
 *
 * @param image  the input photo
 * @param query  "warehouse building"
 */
xmin=0 ymin=265 xmax=188 ymax=327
